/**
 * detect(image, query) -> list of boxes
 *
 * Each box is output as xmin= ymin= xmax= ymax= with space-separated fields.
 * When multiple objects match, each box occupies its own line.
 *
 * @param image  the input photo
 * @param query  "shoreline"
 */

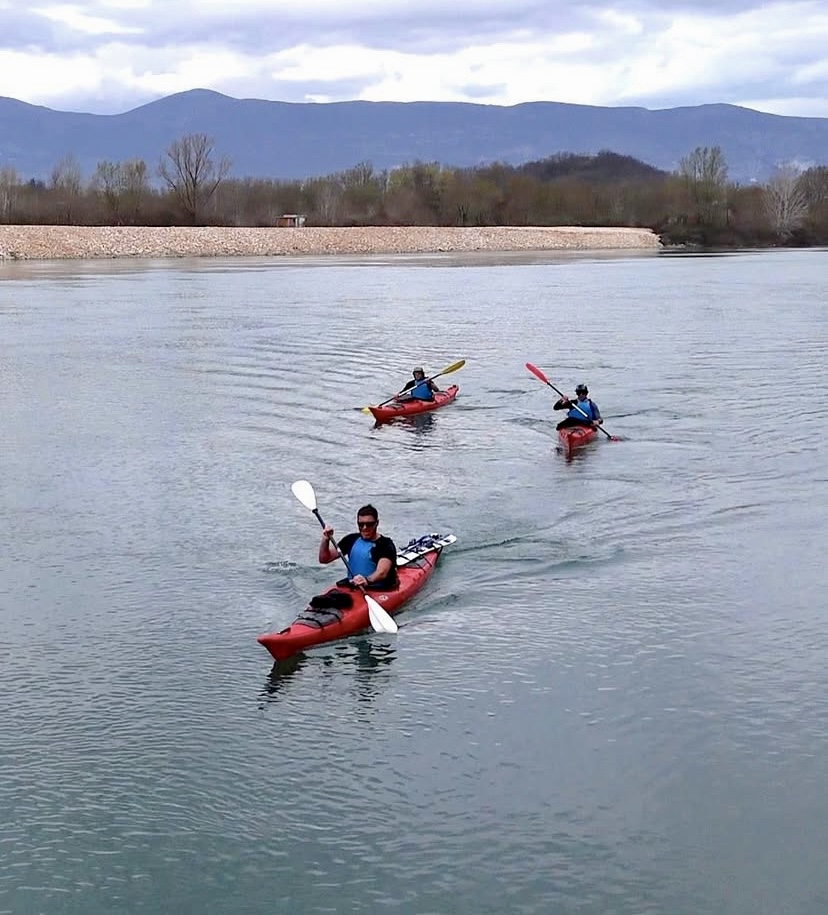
xmin=0 ymin=225 xmax=661 ymax=260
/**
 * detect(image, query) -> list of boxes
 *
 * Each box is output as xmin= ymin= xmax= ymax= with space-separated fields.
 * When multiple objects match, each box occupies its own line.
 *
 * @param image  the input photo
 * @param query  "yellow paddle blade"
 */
xmin=437 ymin=359 xmax=465 ymax=377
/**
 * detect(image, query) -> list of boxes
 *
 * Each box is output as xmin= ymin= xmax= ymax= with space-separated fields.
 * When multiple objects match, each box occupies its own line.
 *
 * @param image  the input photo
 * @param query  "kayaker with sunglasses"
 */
xmin=399 ymin=367 xmax=441 ymax=401
xmin=554 ymin=383 xmax=603 ymax=430
xmin=320 ymin=504 xmax=398 ymax=589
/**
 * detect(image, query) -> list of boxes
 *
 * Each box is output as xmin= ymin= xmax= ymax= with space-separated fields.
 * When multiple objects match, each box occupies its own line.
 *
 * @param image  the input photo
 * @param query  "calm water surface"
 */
xmin=1 ymin=249 xmax=827 ymax=915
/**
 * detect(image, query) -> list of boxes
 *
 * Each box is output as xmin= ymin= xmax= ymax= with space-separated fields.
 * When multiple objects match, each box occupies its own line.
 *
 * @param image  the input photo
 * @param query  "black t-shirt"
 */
xmin=338 ymin=533 xmax=398 ymax=588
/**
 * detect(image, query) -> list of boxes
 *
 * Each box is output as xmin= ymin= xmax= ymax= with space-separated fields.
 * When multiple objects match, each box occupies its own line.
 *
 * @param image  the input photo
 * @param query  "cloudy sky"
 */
xmin=2 ymin=0 xmax=827 ymax=117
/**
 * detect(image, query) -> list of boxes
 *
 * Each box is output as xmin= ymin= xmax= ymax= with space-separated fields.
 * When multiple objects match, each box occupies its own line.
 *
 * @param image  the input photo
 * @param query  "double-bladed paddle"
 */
xmin=290 ymin=480 xmax=398 ymax=634
xmin=361 ymin=359 xmax=466 ymax=413
xmin=525 ymin=362 xmax=619 ymax=441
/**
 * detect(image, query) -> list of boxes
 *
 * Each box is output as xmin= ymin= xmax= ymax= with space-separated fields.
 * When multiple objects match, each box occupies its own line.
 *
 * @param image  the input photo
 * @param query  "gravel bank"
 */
xmin=0 ymin=225 xmax=660 ymax=260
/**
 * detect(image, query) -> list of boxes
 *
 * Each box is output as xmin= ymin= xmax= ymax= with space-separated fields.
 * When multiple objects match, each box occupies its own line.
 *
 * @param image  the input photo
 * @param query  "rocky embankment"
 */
xmin=0 ymin=225 xmax=661 ymax=260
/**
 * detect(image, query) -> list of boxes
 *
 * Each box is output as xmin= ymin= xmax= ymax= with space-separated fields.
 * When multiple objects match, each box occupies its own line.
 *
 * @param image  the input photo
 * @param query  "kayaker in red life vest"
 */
xmin=554 ymin=383 xmax=603 ymax=430
xmin=319 ymin=504 xmax=398 ymax=589
xmin=399 ymin=367 xmax=441 ymax=401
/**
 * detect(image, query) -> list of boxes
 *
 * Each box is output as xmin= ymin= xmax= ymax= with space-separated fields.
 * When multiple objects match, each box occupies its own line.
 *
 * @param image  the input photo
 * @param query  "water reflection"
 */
xmin=398 ymin=412 xmax=437 ymax=437
xmin=349 ymin=639 xmax=397 ymax=704
xmin=555 ymin=440 xmax=601 ymax=463
xmin=259 ymin=651 xmax=309 ymax=704
xmin=259 ymin=639 xmax=398 ymax=707
xmin=373 ymin=412 xmax=437 ymax=437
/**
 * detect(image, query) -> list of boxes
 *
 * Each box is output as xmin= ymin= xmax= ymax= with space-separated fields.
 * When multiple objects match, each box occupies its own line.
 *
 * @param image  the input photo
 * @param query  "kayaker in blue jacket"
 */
xmin=400 ymin=367 xmax=440 ymax=401
xmin=554 ymin=383 xmax=603 ymax=430
xmin=319 ymin=504 xmax=398 ymax=589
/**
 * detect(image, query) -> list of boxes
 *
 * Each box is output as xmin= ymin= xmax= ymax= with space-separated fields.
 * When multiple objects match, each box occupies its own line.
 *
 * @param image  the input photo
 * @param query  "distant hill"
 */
xmin=1 ymin=89 xmax=826 ymax=184
xmin=517 ymin=151 xmax=668 ymax=182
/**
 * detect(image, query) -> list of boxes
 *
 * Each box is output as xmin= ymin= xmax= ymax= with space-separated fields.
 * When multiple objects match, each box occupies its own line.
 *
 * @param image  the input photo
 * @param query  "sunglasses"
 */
xmin=357 ymin=520 xmax=377 ymax=529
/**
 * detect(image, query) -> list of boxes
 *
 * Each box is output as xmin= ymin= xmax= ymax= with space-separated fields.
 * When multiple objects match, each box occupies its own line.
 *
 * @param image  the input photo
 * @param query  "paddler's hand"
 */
xmin=322 ymin=525 xmax=334 ymax=540
xmin=351 ymin=574 xmax=369 ymax=587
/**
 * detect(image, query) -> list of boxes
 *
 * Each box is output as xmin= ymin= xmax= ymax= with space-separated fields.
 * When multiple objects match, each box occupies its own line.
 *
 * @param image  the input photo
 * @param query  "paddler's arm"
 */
xmin=354 ymin=557 xmax=393 ymax=587
xmin=553 ymin=397 xmax=572 ymax=411
xmin=319 ymin=525 xmax=339 ymax=563
xmin=365 ymin=557 xmax=393 ymax=585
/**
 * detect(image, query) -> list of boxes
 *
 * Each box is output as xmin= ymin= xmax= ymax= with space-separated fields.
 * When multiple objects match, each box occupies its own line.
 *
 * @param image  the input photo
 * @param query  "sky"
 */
xmin=2 ymin=0 xmax=828 ymax=118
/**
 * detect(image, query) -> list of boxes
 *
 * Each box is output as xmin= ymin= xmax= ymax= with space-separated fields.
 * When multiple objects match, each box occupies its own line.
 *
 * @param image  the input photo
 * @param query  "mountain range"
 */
xmin=1 ymin=89 xmax=827 ymax=184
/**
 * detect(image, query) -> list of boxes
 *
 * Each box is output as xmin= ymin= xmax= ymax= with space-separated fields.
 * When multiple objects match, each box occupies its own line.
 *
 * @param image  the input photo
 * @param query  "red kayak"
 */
xmin=558 ymin=424 xmax=597 ymax=453
xmin=258 ymin=534 xmax=455 ymax=661
xmin=369 ymin=385 xmax=458 ymax=423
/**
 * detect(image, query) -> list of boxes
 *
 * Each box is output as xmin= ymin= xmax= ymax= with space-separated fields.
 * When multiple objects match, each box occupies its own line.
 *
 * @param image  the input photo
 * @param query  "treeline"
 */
xmin=1 ymin=133 xmax=827 ymax=246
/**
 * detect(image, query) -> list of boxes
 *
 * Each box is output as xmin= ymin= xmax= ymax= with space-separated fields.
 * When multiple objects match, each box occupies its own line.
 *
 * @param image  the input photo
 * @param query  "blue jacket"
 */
xmin=568 ymin=397 xmax=599 ymax=421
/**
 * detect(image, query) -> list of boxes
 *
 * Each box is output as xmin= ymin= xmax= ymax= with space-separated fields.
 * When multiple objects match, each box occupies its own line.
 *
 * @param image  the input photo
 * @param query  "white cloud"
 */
xmin=121 ymin=46 xmax=259 ymax=97
xmin=792 ymin=60 xmax=828 ymax=84
xmin=267 ymin=38 xmax=607 ymax=106
xmin=0 ymin=0 xmax=826 ymax=117
xmin=740 ymin=96 xmax=828 ymax=118
xmin=0 ymin=49 xmax=103 ymax=101
xmin=32 ymin=3 xmax=142 ymax=34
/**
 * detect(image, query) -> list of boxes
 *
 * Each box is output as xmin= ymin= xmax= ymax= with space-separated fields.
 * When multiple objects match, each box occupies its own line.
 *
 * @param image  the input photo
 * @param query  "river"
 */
xmin=1 ymin=248 xmax=826 ymax=915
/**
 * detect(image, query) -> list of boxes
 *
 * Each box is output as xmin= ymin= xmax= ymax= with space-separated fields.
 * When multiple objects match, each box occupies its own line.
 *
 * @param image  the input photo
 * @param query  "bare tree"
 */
xmin=92 ymin=161 xmax=123 ymax=222
xmin=303 ymin=177 xmax=343 ymax=225
xmin=0 ymin=166 xmax=18 ymax=223
xmin=439 ymin=170 xmax=475 ymax=226
xmin=49 ymin=154 xmax=83 ymax=223
xmin=799 ymin=165 xmax=828 ymax=209
xmin=92 ymin=159 xmax=149 ymax=224
xmin=340 ymin=161 xmax=384 ymax=222
xmin=158 ymin=134 xmax=231 ymax=224
xmin=762 ymin=164 xmax=808 ymax=239
xmin=501 ymin=173 xmax=537 ymax=225
xmin=677 ymin=146 xmax=729 ymax=226
xmin=121 ymin=160 xmax=149 ymax=223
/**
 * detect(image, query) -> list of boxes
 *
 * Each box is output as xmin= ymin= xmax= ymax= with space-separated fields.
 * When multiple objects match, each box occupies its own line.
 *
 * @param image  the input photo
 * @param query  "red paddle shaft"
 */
xmin=525 ymin=362 xmax=618 ymax=441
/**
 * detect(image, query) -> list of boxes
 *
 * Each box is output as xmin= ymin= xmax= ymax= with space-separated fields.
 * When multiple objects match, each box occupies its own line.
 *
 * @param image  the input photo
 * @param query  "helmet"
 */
xmin=575 ymin=383 xmax=588 ymax=394
xmin=413 ymin=366 xmax=424 ymax=374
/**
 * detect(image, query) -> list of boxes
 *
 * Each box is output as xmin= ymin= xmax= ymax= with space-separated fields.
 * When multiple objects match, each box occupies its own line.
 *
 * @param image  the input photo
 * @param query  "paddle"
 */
xmin=362 ymin=359 xmax=466 ymax=412
xmin=524 ymin=362 xmax=619 ymax=441
xmin=290 ymin=480 xmax=398 ymax=634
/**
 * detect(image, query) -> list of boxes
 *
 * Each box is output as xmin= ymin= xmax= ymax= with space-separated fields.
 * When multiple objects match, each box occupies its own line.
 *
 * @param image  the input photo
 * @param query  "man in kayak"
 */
xmin=554 ymin=383 xmax=603 ymax=430
xmin=320 ymin=504 xmax=398 ymax=589
xmin=399 ymin=367 xmax=441 ymax=401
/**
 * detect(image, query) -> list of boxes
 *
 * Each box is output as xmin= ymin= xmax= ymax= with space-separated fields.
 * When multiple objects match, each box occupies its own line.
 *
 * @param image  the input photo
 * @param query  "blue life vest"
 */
xmin=410 ymin=379 xmax=433 ymax=399
xmin=347 ymin=537 xmax=376 ymax=578
xmin=568 ymin=398 xmax=595 ymax=421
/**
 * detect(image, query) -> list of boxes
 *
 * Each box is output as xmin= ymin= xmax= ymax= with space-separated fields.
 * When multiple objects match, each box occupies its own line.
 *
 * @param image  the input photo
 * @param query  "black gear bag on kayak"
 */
xmin=295 ymin=589 xmax=354 ymax=628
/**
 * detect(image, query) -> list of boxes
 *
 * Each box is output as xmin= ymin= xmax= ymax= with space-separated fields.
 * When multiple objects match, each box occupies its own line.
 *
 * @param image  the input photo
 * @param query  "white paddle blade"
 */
xmin=290 ymin=479 xmax=317 ymax=511
xmin=365 ymin=594 xmax=398 ymax=634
